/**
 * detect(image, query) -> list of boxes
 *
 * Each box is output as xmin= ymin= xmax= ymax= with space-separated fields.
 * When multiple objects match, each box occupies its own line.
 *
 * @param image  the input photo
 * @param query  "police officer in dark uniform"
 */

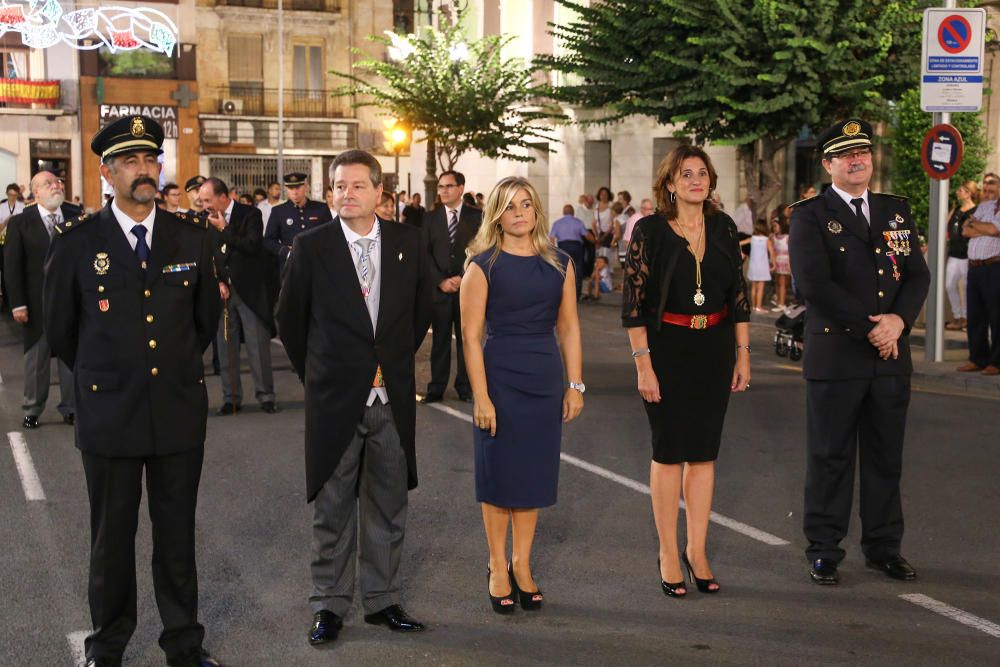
xmin=183 ymin=175 xmax=207 ymax=215
xmin=789 ymin=119 xmax=930 ymax=586
xmin=43 ymin=116 xmax=223 ymax=667
xmin=263 ymin=171 xmax=332 ymax=269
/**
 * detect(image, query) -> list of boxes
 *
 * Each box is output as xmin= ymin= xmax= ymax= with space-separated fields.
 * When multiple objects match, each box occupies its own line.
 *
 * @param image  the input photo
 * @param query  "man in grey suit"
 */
xmin=277 ymin=149 xmax=433 ymax=646
xmin=3 ymin=171 xmax=80 ymax=428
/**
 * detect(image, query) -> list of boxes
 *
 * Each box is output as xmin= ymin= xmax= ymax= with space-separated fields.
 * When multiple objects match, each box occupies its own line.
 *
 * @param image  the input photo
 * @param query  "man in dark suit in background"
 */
xmin=43 ymin=116 xmax=223 ymax=667
xmin=4 ymin=170 xmax=81 ymax=428
xmin=421 ymin=170 xmax=482 ymax=403
xmin=790 ymin=119 xmax=929 ymax=587
xmin=198 ymin=177 xmax=277 ymax=415
xmin=277 ymin=149 xmax=432 ymax=647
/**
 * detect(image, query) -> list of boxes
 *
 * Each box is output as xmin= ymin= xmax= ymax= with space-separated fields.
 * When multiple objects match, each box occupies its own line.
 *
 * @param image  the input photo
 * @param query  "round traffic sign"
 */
xmin=938 ymin=15 xmax=973 ymax=54
xmin=921 ymin=123 xmax=964 ymax=181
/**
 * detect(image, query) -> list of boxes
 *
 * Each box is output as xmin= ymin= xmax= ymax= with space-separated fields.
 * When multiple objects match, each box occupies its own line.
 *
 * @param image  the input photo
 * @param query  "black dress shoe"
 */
xmin=85 ymin=658 xmax=122 ymax=667
xmin=63 ymin=414 xmax=75 ymax=426
xmin=810 ymin=558 xmax=839 ymax=585
xmin=364 ymin=604 xmax=425 ymax=632
xmin=215 ymin=403 xmax=240 ymax=416
xmin=418 ymin=393 xmax=443 ymax=404
xmin=260 ymin=401 xmax=278 ymax=414
xmin=866 ymin=555 xmax=917 ymax=581
xmin=23 ymin=415 xmax=39 ymax=429
xmin=309 ymin=610 xmax=343 ymax=646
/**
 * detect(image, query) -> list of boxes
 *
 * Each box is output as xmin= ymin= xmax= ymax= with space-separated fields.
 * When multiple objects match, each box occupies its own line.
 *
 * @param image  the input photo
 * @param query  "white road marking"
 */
xmin=426 ymin=403 xmax=790 ymax=546
xmin=66 ymin=630 xmax=88 ymax=666
xmin=7 ymin=431 xmax=45 ymax=501
xmin=900 ymin=594 xmax=1000 ymax=639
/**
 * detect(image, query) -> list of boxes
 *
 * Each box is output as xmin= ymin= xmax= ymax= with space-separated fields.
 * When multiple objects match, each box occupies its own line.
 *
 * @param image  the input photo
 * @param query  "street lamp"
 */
xmin=386 ymin=119 xmax=411 ymax=223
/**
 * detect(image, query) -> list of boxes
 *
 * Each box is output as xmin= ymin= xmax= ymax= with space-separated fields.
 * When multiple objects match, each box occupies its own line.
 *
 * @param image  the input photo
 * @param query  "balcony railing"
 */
xmin=213 ymin=86 xmax=346 ymax=118
xmin=218 ymin=0 xmax=337 ymax=10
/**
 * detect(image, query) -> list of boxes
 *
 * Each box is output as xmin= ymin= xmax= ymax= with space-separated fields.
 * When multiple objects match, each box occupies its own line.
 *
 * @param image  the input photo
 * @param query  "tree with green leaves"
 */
xmin=331 ymin=10 xmax=558 ymax=203
xmin=889 ymin=87 xmax=989 ymax=236
xmin=540 ymin=0 xmax=930 ymax=218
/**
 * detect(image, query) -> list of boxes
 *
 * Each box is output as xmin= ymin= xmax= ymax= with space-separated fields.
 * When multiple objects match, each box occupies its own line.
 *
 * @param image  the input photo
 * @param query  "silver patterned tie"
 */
xmin=355 ymin=237 xmax=374 ymax=296
xmin=46 ymin=213 xmax=58 ymax=239
xmin=448 ymin=209 xmax=458 ymax=245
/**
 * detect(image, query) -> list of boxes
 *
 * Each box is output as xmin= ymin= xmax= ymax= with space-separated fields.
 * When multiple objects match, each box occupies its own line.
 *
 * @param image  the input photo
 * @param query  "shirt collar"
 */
xmin=340 ymin=217 xmax=379 ymax=245
xmin=223 ymin=198 xmax=235 ymax=220
xmin=446 ymin=202 xmax=463 ymax=219
xmin=36 ymin=203 xmax=59 ymax=220
xmin=111 ymin=199 xmax=156 ymax=233
xmin=830 ymin=184 xmax=869 ymax=209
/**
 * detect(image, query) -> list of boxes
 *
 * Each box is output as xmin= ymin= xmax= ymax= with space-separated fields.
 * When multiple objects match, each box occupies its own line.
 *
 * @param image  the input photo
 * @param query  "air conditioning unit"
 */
xmin=220 ymin=99 xmax=243 ymax=115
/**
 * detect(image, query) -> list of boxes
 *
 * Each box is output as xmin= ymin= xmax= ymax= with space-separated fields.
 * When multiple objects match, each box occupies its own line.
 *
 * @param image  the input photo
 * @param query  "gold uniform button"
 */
xmin=183 ymin=280 xmax=189 ymax=287
xmin=146 ymin=314 xmax=154 ymax=323
xmin=878 ymin=269 xmax=884 ymax=275
xmin=839 ymin=246 xmax=845 ymax=252
xmin=98 ymin=285 xmax=105 ymax=293
xmin=823 ymin=327 xmax=830 ymax=333
xmin=875 ymin=248 xmax=881 ymax=254
xmin=148 ymin=339 xmax=157 ymax=349
xmin=144 ymin=289 xmax=151 ymax=298
xmin=878 ymin=290 xmax=885 ymax=298
xmin=151 ymin=367 xmax=159 ymax=377
xmin=91 ymin=384 xmax=98 ymax=391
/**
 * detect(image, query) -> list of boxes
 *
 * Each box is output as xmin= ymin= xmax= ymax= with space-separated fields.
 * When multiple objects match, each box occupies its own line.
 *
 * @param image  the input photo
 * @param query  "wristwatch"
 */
xmin=568 ymin=382 xmax=586 ymax=394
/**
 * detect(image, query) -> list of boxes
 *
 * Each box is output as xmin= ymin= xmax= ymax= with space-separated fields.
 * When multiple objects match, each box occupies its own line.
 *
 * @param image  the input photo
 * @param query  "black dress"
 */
xmin=622 ymin=212 xmax=750 ymax=464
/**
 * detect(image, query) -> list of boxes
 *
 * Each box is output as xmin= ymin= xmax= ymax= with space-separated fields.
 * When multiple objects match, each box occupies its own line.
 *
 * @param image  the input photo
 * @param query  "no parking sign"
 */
xmin=921 ymin=8 xmax=986 ymax=112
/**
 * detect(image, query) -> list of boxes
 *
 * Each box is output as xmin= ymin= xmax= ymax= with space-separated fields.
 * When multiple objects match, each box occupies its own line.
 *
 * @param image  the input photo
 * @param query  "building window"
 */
xmin=293 ymin=44 xmax=323 ymax=92
xmin=1 ymin=48 xmax=29 ymax=79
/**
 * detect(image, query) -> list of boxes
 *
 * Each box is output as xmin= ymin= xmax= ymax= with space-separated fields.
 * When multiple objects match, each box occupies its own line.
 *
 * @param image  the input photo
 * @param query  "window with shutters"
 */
xmin=228 ymin=35 xmax=264 ymax=113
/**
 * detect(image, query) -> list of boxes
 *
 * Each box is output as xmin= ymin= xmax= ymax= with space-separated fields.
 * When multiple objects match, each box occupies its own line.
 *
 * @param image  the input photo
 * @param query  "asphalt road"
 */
xmin=1 ymin=301 xmax=998 ymax=667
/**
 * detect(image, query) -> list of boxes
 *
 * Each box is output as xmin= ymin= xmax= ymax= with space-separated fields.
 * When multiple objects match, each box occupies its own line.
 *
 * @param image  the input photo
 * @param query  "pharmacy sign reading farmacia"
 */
xmin=0 ymin=1 xmax=178 ymax=55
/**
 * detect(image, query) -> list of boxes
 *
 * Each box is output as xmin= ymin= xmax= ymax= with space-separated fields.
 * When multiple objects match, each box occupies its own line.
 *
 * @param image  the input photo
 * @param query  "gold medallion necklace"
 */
xmin=674 ymin=215 xmax=706 ymax=306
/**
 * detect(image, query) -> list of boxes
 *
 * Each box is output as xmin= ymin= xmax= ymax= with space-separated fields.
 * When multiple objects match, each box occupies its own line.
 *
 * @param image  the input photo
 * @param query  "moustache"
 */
xmin=847 ymin=164 xmax=867 ymax=174
xmin=130 ymin=177 xmax=158 ymax=193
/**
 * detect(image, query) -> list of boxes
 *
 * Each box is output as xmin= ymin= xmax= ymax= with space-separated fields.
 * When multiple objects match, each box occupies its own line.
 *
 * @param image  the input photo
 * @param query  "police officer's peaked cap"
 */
xmin=284 ymin=172 xmax=309 ymax=186
xmin=91 ymin=115 xmax=164 ymax=160
xmin=818 ymin=119 xmax=874 ymax=157
xmin=184 ymin=175 xmax=207 ymax=193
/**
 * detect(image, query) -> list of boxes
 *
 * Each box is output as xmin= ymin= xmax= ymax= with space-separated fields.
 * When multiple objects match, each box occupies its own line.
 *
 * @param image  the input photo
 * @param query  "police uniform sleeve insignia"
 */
xmin=56 ymin=213 xmax=90 ymax=234
xmin=827 ymin=221 xmax=843 ymax=234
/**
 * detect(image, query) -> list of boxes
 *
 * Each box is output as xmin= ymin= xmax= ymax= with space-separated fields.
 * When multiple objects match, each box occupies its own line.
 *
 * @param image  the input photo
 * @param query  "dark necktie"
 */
xmin=45 ymin=213 xmax=58 ymax=239
xmin=850 ymin=197 xmax=866 ymax=225
xmin=131 ymin=224 xmax=150 ymax=271
xmin=448 ymin=209 xmax=458 ymax=245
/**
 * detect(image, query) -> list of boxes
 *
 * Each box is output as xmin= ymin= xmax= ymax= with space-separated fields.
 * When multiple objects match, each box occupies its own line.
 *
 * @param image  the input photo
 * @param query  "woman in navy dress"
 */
xmin=460 ymin=177 xmax=584 ymax=614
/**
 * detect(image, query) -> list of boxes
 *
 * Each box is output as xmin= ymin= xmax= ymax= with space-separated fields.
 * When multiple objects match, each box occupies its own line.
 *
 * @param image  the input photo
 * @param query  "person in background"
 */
xmin=745 ymin=218 xmax=775 ymax=312
xmin=161 ymin=183 xmax=183 ymax=214
xmin=2 ymin=182 xmax=26 ymax=225
xmin=263 ymin=172 xmax=333 ymax=271
xmin=463 ymin=191 xmax=477 ymax=209
xmin=593 ymin=187 xmax=615 ymax=265
xmin=616 ymin=190 xmax=632 ymax=213
xmin=238 ymin=193 xmax=254 ymax=206
xmin=377 ymin=192 xmax=397 ymax=221
xmin=623 ymin=198 xmax=655 ymax=248
xmin=461 ymin=176 xmax=583 ymax=614
xmin=945 ymin=181 xmax=977 ymax=331
xmin=252 ymin=188 xmax=267 ymax=205
xmin=549 ymin=203 xmax=593 ymax=297
xmin=732 ymin=195 xmax=754 ymax=236
xmin=959 ymin=172 xmax=1000 ymax=375
xmin=402 ymin=192 xmax=425 ymax=228
xmin=800 ymin=184 xmax=818 ymax=200
xmin=397 ymin=190 xmax=409 ymax=218
xmin=583 ymin=255 xmax=613 ymax=301
xmin=475 ymin=192 xmax=485 ymax=209
xmin=325 ymin=185 xmax=337 ymax=220
xmin=183 ymin=176 xmax=206 ymax=215
xmin=616 ymin=203 xmax=634 ymax=269
xmin=577 ymin=193 xmax=596 ymax=280
xmin=257 ymin=181 xmax=282 ymax=226
xmin=771 ymin=205 xmax=792 ymax=311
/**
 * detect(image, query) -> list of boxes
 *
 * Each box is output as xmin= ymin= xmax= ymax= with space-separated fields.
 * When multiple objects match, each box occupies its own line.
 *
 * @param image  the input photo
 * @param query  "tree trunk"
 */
xmin=740 ymin=139 xmax=785 ymax=225
xmin=424 ymin=137 xmax=438 ymax=209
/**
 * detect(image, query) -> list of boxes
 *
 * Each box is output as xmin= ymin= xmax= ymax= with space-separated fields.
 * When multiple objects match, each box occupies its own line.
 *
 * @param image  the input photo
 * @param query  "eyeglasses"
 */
xmin=984 ymin=180 xmax=999 ymax=186
xmin=833 ymin=149 xmax=872 ymax=161
xmin=437 ymin=183 xmax=459 ymax=190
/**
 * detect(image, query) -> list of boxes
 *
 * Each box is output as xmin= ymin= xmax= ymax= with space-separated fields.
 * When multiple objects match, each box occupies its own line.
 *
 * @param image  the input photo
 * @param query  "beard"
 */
xmin=130 ymin=177 xmax=158 ymax=203
xmin=39 ymin=191 xmax=64 ymax=211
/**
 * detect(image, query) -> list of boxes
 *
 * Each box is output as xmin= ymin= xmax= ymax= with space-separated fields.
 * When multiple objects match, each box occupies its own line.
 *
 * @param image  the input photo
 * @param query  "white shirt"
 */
xmin=342 ymin=217 xmax=387 ymax=406
xmin=445 ymin=202 xmax=463 ymax=232
xmin=0 ymin=199 xmax=24 ymax=224
xmin=733 ymin=202 xmax=754 ymax=235
xmin=223 ymin=198 xmax=235 ymax=223
xmin=257 ymin=199 xmax=278 ymax=232
xmin=830 ymin=184 xmax=870 ymax=225
xmin=112 ymin=200 xmax=156 ymax=251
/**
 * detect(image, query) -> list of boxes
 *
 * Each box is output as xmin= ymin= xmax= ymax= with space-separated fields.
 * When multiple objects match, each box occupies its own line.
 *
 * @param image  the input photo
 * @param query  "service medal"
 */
xmin=827 ymin=221 xmax=843 ymax=234
xmin=93 ymin=252 xmax=110 ymax=275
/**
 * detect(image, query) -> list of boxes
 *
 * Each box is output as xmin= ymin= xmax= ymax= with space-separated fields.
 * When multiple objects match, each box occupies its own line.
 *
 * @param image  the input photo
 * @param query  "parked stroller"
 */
xmin=774 ymin=303 xmax=805 ymax=361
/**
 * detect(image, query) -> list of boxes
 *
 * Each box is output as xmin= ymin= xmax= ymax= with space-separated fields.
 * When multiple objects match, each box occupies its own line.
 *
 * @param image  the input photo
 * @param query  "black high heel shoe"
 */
xmin=487 ymin=565 xmax=516 ymax=614
xmin=682 ymin=551 xmax=720 ymax=593
xmin=657 ymin=558 xmax=687 ymax=598
xmin=508 ymin=562 xmax=544 ymax=610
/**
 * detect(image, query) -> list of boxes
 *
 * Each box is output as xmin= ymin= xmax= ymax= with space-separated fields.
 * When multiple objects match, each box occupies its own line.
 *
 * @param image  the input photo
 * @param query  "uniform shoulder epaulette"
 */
xmin=172 ymin=210 xmax=209 ymax=229
xmin=789 ymin=195 xmax=820 ymax=208
xmin=876 ymin=193 xmax=908 ymax=202
xmin=55 ymin=212 xmax=91 ymax=235
xmin=25 ymin=201 xmax=37 ymax=208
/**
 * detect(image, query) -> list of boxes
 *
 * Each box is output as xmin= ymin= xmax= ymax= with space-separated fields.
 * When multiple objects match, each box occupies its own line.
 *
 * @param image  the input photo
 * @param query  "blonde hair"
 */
xmin=465 ymin=177 xmax=565 ymax=276
xmin=962 ymin=180 xmax=981 ymax=204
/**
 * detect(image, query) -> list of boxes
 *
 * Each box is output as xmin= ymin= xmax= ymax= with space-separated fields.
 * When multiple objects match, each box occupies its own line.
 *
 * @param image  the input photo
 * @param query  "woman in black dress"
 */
xmin=622 ymin=145 xmax=751 ymax=597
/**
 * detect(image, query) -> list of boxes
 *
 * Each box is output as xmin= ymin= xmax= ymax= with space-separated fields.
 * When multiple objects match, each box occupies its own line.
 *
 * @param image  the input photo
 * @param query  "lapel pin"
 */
xmin=827 ymin=221 xmax=843 ymax=234
xmin=398 ymin=252 xmax=404 ymax=261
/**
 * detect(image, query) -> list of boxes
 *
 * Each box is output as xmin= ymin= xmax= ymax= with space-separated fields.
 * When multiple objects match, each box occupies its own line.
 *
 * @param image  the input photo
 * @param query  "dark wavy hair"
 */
xmin=653 ymin=144 xmax=719 ymax=220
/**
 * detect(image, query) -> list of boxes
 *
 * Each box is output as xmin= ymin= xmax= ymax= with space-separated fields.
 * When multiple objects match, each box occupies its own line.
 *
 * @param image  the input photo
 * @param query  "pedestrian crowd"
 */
xmin=0 ymin=114 xmax=990 ymax=667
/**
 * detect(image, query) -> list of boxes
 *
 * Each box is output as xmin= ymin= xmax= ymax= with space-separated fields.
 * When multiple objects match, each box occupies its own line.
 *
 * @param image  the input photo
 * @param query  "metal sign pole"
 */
xmin=277 ymin=0 xmax=285 ymax=185
xmin=926 ymin=111 xmax=950 ymax=363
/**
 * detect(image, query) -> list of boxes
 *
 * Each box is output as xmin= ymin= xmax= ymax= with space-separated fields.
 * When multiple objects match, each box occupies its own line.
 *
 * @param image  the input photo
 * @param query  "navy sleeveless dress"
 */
xmin=472 ymin=249 xmax=567 ymax=508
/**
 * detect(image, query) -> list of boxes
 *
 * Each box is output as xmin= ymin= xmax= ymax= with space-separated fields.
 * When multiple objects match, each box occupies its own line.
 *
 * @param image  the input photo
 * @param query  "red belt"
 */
xmin=662 ymin=305 xmax=729 ymax=330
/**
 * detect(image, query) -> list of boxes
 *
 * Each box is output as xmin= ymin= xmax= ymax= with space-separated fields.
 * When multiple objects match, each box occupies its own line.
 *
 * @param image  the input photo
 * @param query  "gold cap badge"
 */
xmin=130 ymin=117 xmax=145 ymax=138
xmin=843 ymin=121 xmax=861 ymax=137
